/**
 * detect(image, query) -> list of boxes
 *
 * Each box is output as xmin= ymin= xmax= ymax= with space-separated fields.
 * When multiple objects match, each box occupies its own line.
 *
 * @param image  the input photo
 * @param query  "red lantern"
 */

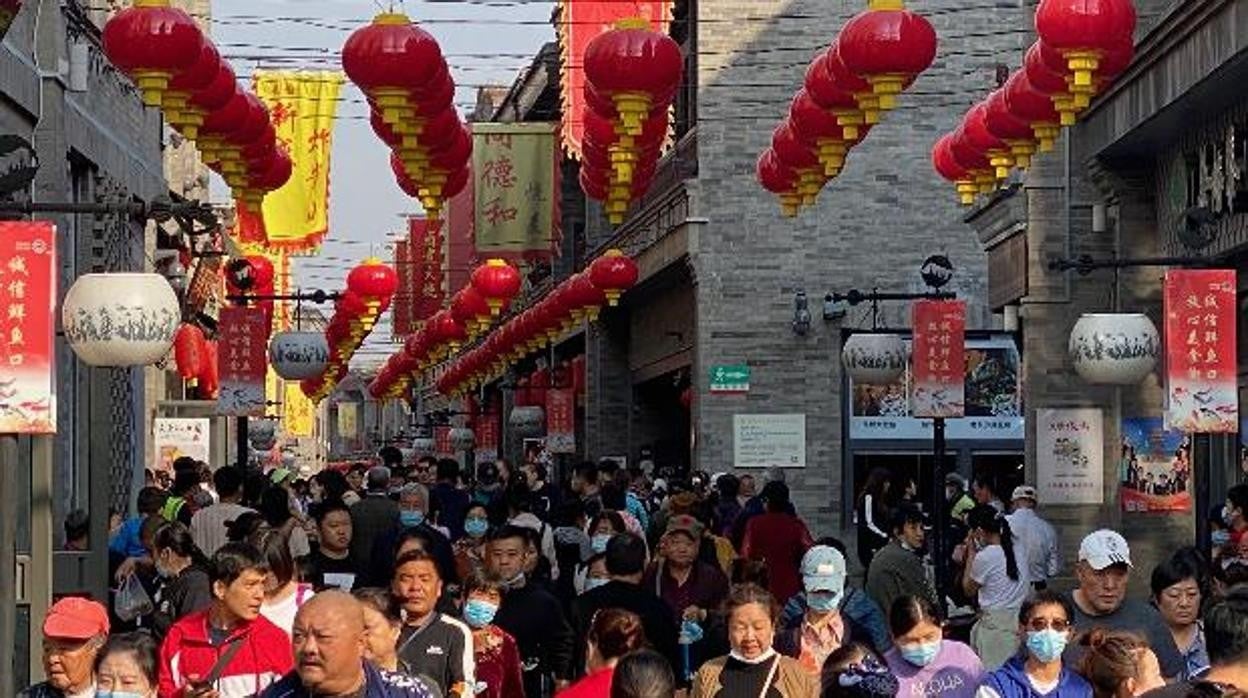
xmin=248 ymin=148 xmax=293 ymax=193
xmin=348 ymin=259 xmax=399 ymax=299
xmin=962 ymin=102 xmax=1013 ymax=182
xmin=164 ymin=42 xmax=221 ymax=140
xmin=452 ymin=286 xmax=493 ymax=332
xmin=199 ymin=340 xmax=219 ymax=398
xmin=823 ymin=45 xmax=882 ymax=126
xmin=984 ymin=89 xmax=1038 ymax=170
xmin=429 ymin=311 xmax=467 ymax=353
xmin=804 ymin=50 xmax=866 ymax=140
xmin=102 ymin=0 xmax=205 ymax=107
xmin=790 ymin=90 xmax=856 ymax=177
xmin=589 ymin=249 xmax=638 ymax=307
xmin=1035 ymin=0 xmax=1136 ymax=91
xmin=836 ymin=0 xmax=936 ymax=112
xmin=1024 ymin=43 xmax=1080 ymax=126
xmin=1003 ymin=71 xmax=1062 ymax=152
xmin=336 ymin=291 xmax=369 ymax=319
xmin=173 ymin=323 xmax=206 ymax=383
xmin=584 ymin=18 xmax=683 ymax=135
xmin=771 ymin=122 xmax=824 ymax=205
xmin=245 ymin=254 xmax=275 ymax=293
xmin=569 ymin=272 xmax=608 ymax=321
xmin=342 ymin=12 xmax=446 ymax=125
xmin=931 ymin=134 xmax=976 ymax=205
xmin=757 ymin=149 xmax=802 ymax=217
xmin=471 ymin=259 xmax=522 ymax=316
xmin=949 ymin=126 xmax=995 ymax=194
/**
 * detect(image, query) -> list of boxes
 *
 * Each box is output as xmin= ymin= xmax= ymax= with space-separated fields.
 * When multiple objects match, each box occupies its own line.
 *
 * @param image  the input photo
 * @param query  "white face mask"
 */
xmin=729 ymin=647 xmax=777 ymax=665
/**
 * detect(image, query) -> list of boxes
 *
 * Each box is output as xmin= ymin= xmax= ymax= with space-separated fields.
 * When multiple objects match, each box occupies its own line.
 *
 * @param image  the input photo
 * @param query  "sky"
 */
xmin=209 ymin=0 xmax=557 ymax=363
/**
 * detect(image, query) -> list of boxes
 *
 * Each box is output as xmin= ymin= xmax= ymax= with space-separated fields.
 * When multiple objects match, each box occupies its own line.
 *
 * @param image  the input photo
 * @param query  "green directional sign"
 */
xmin=710 ymin=364 xmax=751 ymax=394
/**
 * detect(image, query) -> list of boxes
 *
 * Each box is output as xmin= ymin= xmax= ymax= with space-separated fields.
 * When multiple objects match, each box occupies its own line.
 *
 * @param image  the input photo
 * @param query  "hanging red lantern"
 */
xmin=429 ymin=311 xmax=467 ymax=353
xmin=199 ymin=340 xmax=219 ymax=399
xmin=247 ymin=147 xmax=293 ymax=193
xmin=347 ymin=258 xmax=399 ymax=299
xmin=185 ymin=62 xmax=237 ymax=140
xmin=471 ymin=259 xmax=523 ymax=316
xmin=836 ymin=0 xmax=937 ymax=112
xmin=949 ymin=126 xmax=995 ymax=194
xmin=589 ymin=249 xmax=639 ymax=307
xmin=984 ymin=89 xmax=1038 ymax=170
xmin=962 ymin=102 xmax=1013 ymax=182
xmin=771 ymin=121 xmax=825 ymax=205
xmin=568 ymin=273 xmax=608 ymax=322
xmin=931 ymin=133 xmax=977 ymax=205
xmin=583 ymin=17 xmax=684 ymax=135
xmin=244 ymin=254 xmax=275 ymax=294
xmin=1095 ymin=39 xmax=1134 ymax=87
xmin=336 ymin=290 xmax=369 ymax=319
xmin=452 ymin=286 xmax=493 ymax=333
xmin=342 ymin=12 xmax=446 ymax=126
xmin=1024 ymin=43 xmax=1080 ymax=126
xmin=789 ymin=89 xmax=857 ymax=177
xmin=102 ymin=0 xmax=205 ymax=107
xmin=1003 ymin=71 xmax=1062 ymax=152
xmin=757 ymin=149 xmax=802 ymax=217
xmin=1035 ymin=0 xmax=1136 ymax=92
xmin=804 ymin=50 xmax=866 ymax=140
xmin=823 ymin=45 xmax=882 ymax=126
xmin=173 ymin=323 xmax=206 ymax=384
xmin=163 ymin=42 xmax=221 ymax=140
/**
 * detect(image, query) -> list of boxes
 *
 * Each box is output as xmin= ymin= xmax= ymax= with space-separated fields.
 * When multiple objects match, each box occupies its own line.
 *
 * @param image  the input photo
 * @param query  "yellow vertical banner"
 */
xmin=337 ymin=403 xmax=358 ymax=439
xmin=284 ymin=382 xmax=315 ymax=437
xmin=252 ymin=70 xmax=344 ymax=252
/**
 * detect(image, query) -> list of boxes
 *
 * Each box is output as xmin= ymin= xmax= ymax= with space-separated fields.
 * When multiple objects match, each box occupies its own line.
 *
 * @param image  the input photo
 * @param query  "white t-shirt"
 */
xmin=970 ymin=544 xmax=1030 ymax=610
xmin=261 ymin=583 xmax=314 ymax=635
xmin=975 ymin=674 xmax=1059 ymax=698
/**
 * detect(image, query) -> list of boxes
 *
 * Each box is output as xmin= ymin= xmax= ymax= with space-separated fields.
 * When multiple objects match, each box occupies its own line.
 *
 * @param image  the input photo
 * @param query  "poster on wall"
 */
xmin=154 ymin=419 xmax=210 ymax=473
xmin=912 ymin=300 xmax=966 ymax=418
xmin=546 ymin=388 xmax=576 ymax=454
xmin=733 ymin=414 xmax=806 ymax=469
xmin=1164 ymin=269 xmax=1237 ymax=433
xmin=0 ymin=221 xmax=56 ymax=434
xmin=1035 ymin=408 xmax=1104 ymax=505
xmin=1120 ymin=417 xmax=1193 ymax=513
xmin=217 ymin=306 xmax=269 ymax=416
xmin=850 ymin=336 xmax=1023 ymax=440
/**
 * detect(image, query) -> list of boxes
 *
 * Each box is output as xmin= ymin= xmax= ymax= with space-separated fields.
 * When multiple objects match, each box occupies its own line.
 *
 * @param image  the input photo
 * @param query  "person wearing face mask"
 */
xmin=691 ymin=583 xmax=817 ymax=698
xmin=588 ymin=511 xmax=628 ymax=556
xmin=778 ymin=539 xmax=892 ymax=658
xmin=392 ymin=550 xmax=475 ymax=697
xmin=460 ymin=573 xmax=524 ymax=698
xmin=975 ymin=592 xmax=1092 ymax=698
xmin=883 ymin=595 xmax=984 ymax=698
xmin=1077 ymin=630 xmax=1166 ymax=698
xmin=571 ymin=533 xmax=681 ymax=682
xmin=149 ymin=522 xmax=214 ymax=642
xmin=454 ymin=503 xmax=492 ymax=582
xmin=21 ymin=598 xmax=109 ymax=698
xmin=865 ymin=505 xmax=939 ymax=620
xmin=94 ymin=633 xmax=160 ymax=698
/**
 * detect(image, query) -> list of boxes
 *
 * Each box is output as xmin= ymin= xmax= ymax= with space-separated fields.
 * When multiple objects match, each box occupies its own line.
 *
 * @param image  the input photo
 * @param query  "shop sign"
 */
xmin=474 ymin=413 xmax=499 ymax=463
xmin=1120 ymin=417 xmax=1192 ymax=513
xmin=710 ymin=364 xmax=751 ymax=394
xmin=217 ymin=306 xmax=269 ymax=416
xmin=1164 ymin=269 xmax=1237 ymax=433
xmin=733 ymin=414 xmax=806 ymax=469
xmin=154 ymin=418 xmax=210 ymax=473
xmin=849 ymin=337 xmax=1022 ymax=441
xmin=1035 ymin=408 xmax=1103 ymax=505
xmin=434 ymin=426 xmax=453 ymax=457
xmin=546 ymin=388 xmax=576 ymax=454
xmin=911 ymin=300 xmax=966 ymax=418
xmin=0 ymin=221 xmax=55 ymax=434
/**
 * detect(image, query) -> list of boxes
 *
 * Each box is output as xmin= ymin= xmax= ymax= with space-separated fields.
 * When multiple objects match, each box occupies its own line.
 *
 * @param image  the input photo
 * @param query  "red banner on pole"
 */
xmin=1165 ymin=269 xmax=1237 ymax=433
xmin=546 ymin=387 xmax=576 ymax=454
xmin=217 ymin=306 xmax=269 ymax=416
xmin=474 ymin=410 xmax=500 ymax=463
xmin=393 ymin=238 xmax=411 ymax=338
xmin=409 ymin=216 xmax=444 ymax=323
xmin=912 ymin=300 xmax=966 ymax=418
xmin=0 ymin=222 xmax=56 ymax=434
xmin=434 ymin=425 xmax=453 ymax=457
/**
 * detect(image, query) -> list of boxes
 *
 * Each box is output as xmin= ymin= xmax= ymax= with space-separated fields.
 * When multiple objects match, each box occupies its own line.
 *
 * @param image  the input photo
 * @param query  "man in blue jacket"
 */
xmin=777 ymin=543 xmax=893 ymax=661
xmin=263 ymin=591 xmax=443 ymax=698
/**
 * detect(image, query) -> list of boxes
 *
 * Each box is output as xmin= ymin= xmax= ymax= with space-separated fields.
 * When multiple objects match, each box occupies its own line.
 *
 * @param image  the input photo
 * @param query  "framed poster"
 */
xmin=1120 ymin=417 xmax=1192 ymax=513
xmin=1035 ymin=408 xmax=1103 ymax=505
xmin=733 ymin=414 xmax=806 ymax=469
xmin=154 ymin=418 xmax=210 ymax=473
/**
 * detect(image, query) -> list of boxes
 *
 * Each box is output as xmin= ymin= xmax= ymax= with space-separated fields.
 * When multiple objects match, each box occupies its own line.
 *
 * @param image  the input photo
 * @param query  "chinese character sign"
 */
xmin=1164 ymin=269 xmax=1237 ymax=433
xmin=546 ymin=388 xmax=576 ymax=454
xmin=153 ymin=418 xmax=210 ymax=473
xmin=393 ymin=238 xmax=411 ymax=337
xmin=911 ymin=300 xmax=966 ymax=419
xmin=283 ymin=383 xmax=315 ymax=437
xmin=217 ymin=307 xmax=269 ymax=416
xmin=409 ymin=216 xmax=444 ymax=322
xmin=471 ymin=123 xmax=560 ymax=261
xmin=0 ymin=222 xmax=55 ymax=434
xmin=474 ymin=412 xmax=499 ymax=464
xmin=434 ymin=426 xmax=453 ymax=458
xmin=1120 ymin=417 xmax=1192 ymax=514
xmin=1035 ymin=408 xmax=1104 ymax=505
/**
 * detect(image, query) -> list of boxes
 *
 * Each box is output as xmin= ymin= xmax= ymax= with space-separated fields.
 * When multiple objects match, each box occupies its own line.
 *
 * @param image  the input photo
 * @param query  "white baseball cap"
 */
xmin=1011 ymin=485 xmax=1037 ymax=502
xmin=1079 ymin=529 xmax=1133 ymax=570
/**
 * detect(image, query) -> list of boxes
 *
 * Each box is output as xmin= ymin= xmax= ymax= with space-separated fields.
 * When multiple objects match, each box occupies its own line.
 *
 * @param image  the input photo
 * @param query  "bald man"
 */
xmin=261 ymin=591 xmax=442 ymax=698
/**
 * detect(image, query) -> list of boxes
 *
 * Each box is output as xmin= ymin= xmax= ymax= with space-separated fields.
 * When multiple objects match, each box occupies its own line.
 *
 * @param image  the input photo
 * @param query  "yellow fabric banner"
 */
xmin=252 ymin=70 xmax=344 ymax=252
xmin=284 ymin=382 xmax=315 ymax=437
xmin=471 ymin=122 xmax=558 ymax=257
xmin=337 ymin=404 xmax=358 ymax=439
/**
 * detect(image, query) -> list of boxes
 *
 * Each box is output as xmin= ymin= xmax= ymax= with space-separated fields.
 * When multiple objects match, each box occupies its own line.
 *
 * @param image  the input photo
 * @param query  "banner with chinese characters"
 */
xmin=235 ymin=70 xmax=344 ymax=252
xmin=393 ymin=238 xmax=412 ymax=338
xmin=434 ymin=426 xmax=453 ymax=458
xmin=1035 ymin=408 xmax=1104 ymax=505
xmin=409 ymin=216 xmax=444 ymax=323
xmin=1164 ymin=269 xmax=1237 ymax=433
xmin=911 ymin=300 xmax=966 ymax=418
xmin=0 ymin=222 xmax=55 ymax=433
xmin=217 ymin=306 xmax=269 ymax=416
xmin=154 ymin=418 xmax=210 ymax=473
xmin=546 ymin=388 xmax=576 ymax=454
xmin=471 ymin=123 xmax=560 ymax=261
xmin=558 ymin=1 xmax=671 ymax=158
xmin=1120 ymin=417 xmax=1192 ymax=513
xmin=474 ymin=411 xmax=499 ymax=464
xmin=283 ymin=382 xmax=315 ymax=437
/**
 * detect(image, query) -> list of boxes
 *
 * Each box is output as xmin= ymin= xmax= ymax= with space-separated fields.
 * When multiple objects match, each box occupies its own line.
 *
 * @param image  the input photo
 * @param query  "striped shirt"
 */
xmin=190 ymin=502 xmax=255 ymax=557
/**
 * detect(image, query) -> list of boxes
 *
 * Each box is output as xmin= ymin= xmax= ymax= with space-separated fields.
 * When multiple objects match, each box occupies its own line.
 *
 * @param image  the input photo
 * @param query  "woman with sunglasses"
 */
xmin=976 ymin=591 xmax=1092 ymax=698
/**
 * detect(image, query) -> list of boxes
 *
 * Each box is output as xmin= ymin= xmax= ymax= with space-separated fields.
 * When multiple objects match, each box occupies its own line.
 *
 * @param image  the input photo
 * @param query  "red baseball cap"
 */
xmin=43 ymin=597 xmax=109 ymax=640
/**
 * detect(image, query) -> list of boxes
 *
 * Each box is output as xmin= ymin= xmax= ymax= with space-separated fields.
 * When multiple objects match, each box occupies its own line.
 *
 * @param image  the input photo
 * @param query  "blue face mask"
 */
xmin=1026 ymin=629 xmax=1068 ymax=663
xmin=583 ymin=577 xmax=610 ymax=593
xmin=807 ymin=590 xmax=842 ymax=613
xmin=400 ymin=511 xmax=425 ymax=528
xmin=591 ymin=533 xmax=612 ymax=553
xmin=464 ymin=517 xmax=488 ymax=538
xmin=899 ymin=640 xmax=941 ymax=667
xmin=462 ymin=598 xmax=499 ymax=629
xmin=1213 ymin=529 xmax=1232 ymax=547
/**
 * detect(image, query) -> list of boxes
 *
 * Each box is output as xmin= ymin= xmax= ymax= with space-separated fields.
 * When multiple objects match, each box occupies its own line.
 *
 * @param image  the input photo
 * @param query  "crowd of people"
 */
xmin=19 ymin=454 xmax=1248 ymax=698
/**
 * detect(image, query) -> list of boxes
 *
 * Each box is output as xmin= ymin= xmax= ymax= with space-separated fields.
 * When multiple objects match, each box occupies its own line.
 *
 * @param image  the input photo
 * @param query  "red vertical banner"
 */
xmin=393 ymin=239 xmax=411 ymax=338
xmin=912 ymin=300 xmax=967 ymax=418
xmin=1165 ymin=269 xmax=1238 ymax=432
xmin=474 ymin=411 xmax=500 ymax=464
xmin=546 ymin=387 xmax=576 ymax=454
xmin=434 ymin=425 xmax=453 ymax=457
xmin=410 ymin=216 xmax=445 ymax=323
xmin=0 ymin=222 xmax=56 ymax=433
xmin=445 ymin=163 xmax=476 ymax=294
xmin=217 ymin=306 xmax=269 ymax=416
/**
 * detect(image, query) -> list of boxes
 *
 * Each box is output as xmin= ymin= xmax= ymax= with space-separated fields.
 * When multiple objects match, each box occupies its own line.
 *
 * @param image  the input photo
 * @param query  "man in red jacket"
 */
xmin=159 ymin=542 xmax=294 ymax=698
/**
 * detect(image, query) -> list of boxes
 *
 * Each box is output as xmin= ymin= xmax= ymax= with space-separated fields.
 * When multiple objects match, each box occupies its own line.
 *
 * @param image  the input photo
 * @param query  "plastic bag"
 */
xmin=114 ymin=573 xmax=153 ymax=622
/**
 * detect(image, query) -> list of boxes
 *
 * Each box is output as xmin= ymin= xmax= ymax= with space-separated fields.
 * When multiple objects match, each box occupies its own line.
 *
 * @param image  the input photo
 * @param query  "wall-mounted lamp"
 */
xmin=792 ymin=290 xmax=812 ymax=336
xmin=822 ymin=294 xmax=847 ymax=320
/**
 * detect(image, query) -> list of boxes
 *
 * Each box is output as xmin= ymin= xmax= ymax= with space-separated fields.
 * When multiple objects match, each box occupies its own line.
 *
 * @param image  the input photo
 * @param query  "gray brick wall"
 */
xmin=690 ymin=0 xmax=1033 ymax=536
